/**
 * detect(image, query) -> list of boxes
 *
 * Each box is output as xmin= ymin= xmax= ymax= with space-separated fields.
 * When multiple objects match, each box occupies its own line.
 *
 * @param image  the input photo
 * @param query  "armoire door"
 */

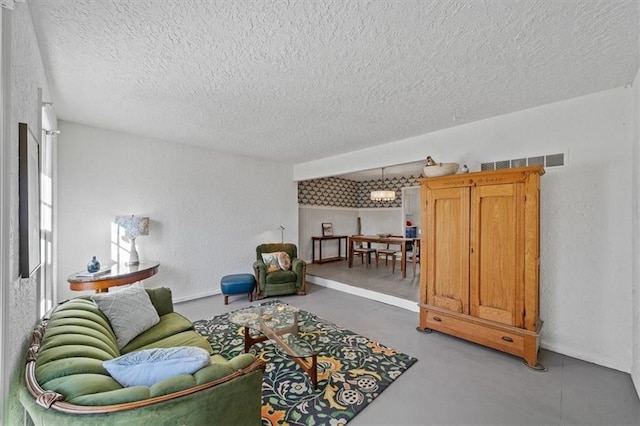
xmin=470 ymin=183 xmax=525 ymax=327
xmin=425 ymin=187 xmax=470 ymax=314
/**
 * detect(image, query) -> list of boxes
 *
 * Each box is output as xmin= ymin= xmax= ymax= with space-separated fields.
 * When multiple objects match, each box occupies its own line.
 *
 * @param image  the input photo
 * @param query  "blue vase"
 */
xmin=87 ymin=256 xmax=101 ymax=273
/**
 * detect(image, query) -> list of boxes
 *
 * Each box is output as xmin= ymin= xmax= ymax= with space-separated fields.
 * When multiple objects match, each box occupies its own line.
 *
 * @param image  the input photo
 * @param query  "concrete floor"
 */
xmin=307 ymin=258 xmax=420 ymax=302
xmin=176 ymin=281 xmax=640 ymax=426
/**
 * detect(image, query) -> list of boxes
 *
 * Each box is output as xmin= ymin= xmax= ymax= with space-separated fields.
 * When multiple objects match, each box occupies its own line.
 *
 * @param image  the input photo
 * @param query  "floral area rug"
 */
xmin=193 ymin=300 xmax=417 ymax=426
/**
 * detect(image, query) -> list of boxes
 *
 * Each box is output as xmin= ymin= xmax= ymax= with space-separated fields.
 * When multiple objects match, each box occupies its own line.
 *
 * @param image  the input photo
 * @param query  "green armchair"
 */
xmin=253 ymin=243 xmax=307 ymax=299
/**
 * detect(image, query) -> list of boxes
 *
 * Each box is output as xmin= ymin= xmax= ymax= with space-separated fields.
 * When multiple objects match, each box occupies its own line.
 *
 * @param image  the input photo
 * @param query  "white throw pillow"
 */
xmin=91 ymin=283 xmax=160 ymax=349
xmin=261 ymin=251 xmax=291 ymax=272
xmin=276 ymin=251 xmax=291 ymax=270
xmin=103 ymin=346 xmax=211 ymax=387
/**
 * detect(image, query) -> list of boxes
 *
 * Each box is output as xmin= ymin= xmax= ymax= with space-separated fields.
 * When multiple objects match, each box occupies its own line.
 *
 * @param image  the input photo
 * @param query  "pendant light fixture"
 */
xmin=370 ymin=167 xmax=396 ymax=202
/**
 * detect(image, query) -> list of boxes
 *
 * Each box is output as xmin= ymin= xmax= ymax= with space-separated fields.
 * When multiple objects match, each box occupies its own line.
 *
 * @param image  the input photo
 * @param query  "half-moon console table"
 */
xmin=68 ymin=260 xmax=160 ymax=293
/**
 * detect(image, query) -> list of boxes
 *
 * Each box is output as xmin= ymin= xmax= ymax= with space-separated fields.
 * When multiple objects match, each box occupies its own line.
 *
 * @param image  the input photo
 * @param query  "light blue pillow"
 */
xmin=103 ymin=346 xmax=211 ymax=387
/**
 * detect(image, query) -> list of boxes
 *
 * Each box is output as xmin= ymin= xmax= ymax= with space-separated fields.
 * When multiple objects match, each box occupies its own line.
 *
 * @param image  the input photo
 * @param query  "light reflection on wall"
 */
xmin=110 ymin=222 xmax=131 ymax=264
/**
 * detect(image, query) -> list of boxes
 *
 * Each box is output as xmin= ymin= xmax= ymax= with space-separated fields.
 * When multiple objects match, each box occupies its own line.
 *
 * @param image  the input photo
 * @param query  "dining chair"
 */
xmin=353 ymin=245 xmax=378 ymax=268
xmin=406 ymin=238 xmax=420 ymax=276
xmin=377 ymin=238 xmax=402 ymax=273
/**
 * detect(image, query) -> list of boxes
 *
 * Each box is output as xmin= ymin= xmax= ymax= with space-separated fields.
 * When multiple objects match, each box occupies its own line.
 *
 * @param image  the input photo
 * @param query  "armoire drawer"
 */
xmin=423 ymin=309 xmax=526 ymax=359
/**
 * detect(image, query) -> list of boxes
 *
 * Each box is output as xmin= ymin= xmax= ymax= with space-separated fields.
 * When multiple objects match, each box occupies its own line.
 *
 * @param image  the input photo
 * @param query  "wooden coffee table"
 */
xmin=229 ymin=303 xmax=318 ymax=388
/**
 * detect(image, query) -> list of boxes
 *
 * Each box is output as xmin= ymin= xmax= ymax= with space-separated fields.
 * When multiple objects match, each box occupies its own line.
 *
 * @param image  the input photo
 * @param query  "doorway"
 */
xmin=402 ymin=186 xmax=421 ymax=239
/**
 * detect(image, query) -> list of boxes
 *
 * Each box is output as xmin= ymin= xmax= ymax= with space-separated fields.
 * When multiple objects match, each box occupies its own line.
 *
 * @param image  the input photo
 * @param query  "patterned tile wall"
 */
xmin=298 ymin=175 xmax=423 ymax=208
xmin=358 ymin=175 xmax=422 ymax=208
xmin=298 ymin=177 xmax=359 ymax=208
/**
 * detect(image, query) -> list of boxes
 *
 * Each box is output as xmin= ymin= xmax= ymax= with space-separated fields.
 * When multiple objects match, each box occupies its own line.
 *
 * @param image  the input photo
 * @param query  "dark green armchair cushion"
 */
xmin=265 ymin=269 xmax=297 ymax=284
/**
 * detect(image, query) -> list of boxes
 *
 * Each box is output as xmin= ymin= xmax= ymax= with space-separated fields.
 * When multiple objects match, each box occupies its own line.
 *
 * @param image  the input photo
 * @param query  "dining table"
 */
xmin=347 ymin=235 xmax=416 ymax=278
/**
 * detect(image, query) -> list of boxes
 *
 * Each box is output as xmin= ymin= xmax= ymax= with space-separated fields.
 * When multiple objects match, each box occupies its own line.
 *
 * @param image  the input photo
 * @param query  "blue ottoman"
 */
xmin=220 ymin=274 xmax=256 ymax=305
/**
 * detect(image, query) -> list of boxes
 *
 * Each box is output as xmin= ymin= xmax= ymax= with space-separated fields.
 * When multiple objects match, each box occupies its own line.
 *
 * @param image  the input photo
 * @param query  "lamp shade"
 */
xmin=370 ymin=167 xmax=396 ymax=202
xmin=370 ymin=190 xmax=396 ymax=201
xmin=115 ymin=216 xmax=149 ymax=237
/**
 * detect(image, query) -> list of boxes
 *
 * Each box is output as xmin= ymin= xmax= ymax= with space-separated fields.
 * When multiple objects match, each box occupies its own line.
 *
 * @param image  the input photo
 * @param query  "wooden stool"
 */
xmin=220 ymin=274 xmax=256 ymax=305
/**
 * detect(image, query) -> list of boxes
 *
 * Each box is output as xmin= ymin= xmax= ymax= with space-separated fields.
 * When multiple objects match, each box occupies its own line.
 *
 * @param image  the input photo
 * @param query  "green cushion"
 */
xmin=260 ymin=282 xmax=299 ymax=297
xmin=266 ymin=269 xmax=297 ymax=284
xmin=150 ymin=374 xmax=196 ymax=397
xmin=120 ymin=313 xmax=195 ymax=354
xmin=210 ymin=354 xmax=227 ymax=363
xmin=194 ymin=353 xmax=260 ymax=383
xmin=123 ymin=330 xmax=212 ymax=354
xmin=48 ymin=313 xmax=116 ymax=342
xmin=194 ymin=363 xmax=235 ymax=385
xmin=37 ymin=345 xmax=115 ymax=365
xmin=44 ymin=324 xmax=118 ymax=349
xmin=145 ymin=287 xmax=174 ymax=316
xmin=39 ymin=334 xmax=119 ymax=359
xmin=42 ymin=374 xmax=122 ymax=400
xmin=228 ymin=353 xmax=259 ymax=371
xmin=36 ymin=357 xmax=109 ymax=384
xmin=54 ymin=298 xmax=101 ymax=315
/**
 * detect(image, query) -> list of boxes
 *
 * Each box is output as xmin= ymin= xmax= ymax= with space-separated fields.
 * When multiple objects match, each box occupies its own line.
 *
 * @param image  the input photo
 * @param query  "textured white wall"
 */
xmin=358 ymin=208 xmax=403 ymax=237
xmin=296 ymin=88 xmax=635 ymax=373
xmin=2 ymin=3 xmax=56 ymax=424
xmin=56 ymin=122 xmax=298 ymax=303
xmin=632 ymin=69 xmax=640 ymax=396
xmin=298 ymin=206 xmax=404 ymax=263
xmin=298 ymin=206 xmax=359 ymax=262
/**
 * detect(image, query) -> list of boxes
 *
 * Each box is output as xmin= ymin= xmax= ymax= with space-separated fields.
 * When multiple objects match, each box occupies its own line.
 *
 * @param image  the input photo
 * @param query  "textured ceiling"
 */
xmin=28 ymin=0 xmax=639 ymax=167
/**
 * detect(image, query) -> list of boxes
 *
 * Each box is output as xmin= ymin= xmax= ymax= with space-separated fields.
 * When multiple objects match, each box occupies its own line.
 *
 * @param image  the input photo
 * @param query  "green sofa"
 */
xmin=19 ymin=287 xmax=265 ymax=425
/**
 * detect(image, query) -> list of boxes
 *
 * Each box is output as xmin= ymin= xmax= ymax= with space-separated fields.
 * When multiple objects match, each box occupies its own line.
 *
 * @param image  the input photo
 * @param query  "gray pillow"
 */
xmin=92 ymin=283 xmax=160 ymax=349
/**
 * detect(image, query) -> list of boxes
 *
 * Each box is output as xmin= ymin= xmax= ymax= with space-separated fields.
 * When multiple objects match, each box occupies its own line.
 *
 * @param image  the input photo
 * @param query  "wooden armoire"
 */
xmin=418 ymin=165 xmax=544 ymax=368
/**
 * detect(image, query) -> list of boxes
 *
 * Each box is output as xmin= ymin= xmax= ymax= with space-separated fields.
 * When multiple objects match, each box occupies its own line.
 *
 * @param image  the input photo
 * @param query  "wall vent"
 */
xmin=528 ymin=156 xmax=544 ymax=166
xmin=481 ymin=152 xmax=565 ymax=171
xmin=545 ymin=153 xmax=565 ymax=167
xmin=495 ymin=160 xmax=510 ymax=170
xmin=511 ymin=158 xmax=526 ymax=167
xmin=480 ymin=163 xmax=494 ymax=171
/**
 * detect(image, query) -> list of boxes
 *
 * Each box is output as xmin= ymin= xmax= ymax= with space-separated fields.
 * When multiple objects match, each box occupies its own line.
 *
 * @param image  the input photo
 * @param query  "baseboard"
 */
xmin=173 ymin=276 xmax=420 ymax=313
xmin=540 ymin=340 xmax=631 ymax=374
xmin=307 ymin=274 xmax=419 ymax=312
xmin=173 ymin=289 xmax=221 ymax=304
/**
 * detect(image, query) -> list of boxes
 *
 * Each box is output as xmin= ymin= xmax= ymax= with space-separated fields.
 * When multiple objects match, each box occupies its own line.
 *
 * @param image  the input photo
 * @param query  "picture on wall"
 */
xmin=322 ymin=222 xmax=333 ymax=236
xmin=19 ymin=122 xmax=41 ymax=278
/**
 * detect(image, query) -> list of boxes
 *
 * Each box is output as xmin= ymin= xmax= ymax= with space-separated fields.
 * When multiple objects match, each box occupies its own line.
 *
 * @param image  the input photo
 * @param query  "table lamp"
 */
xmin=115 ymin=215 xmax=149 ymax=266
